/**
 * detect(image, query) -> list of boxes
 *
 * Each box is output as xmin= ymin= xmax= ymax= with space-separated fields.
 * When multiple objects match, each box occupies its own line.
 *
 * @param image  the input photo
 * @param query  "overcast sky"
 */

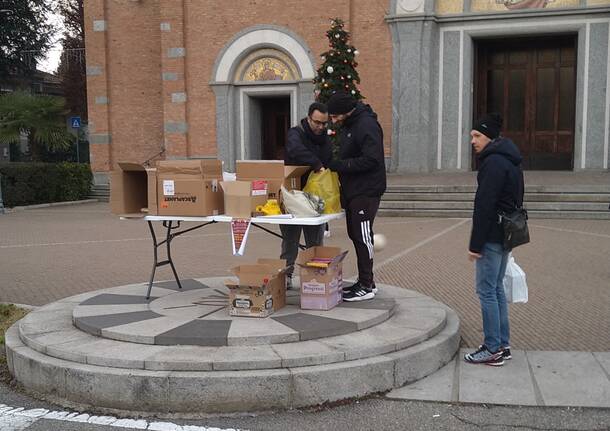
xmin=39 ymin=1 xmax=64 ymax=74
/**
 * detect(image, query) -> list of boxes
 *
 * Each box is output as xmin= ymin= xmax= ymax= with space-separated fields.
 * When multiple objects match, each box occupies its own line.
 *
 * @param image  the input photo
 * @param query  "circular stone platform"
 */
xmin=6 ymin=278 xmax=460 ymax=414
xmin=71 ymin=278 xmax=397 ymax=346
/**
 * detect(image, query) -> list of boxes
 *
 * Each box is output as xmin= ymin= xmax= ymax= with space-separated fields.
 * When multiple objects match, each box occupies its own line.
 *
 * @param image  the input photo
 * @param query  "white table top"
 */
xmin=122 ymin=212 xmax=345 ymax=226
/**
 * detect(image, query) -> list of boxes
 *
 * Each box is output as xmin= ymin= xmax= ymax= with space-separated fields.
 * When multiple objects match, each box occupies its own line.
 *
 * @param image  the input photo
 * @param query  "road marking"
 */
xmin=0 ymin=404 xmax=243 ymax=430
xmin=376 ymin=219 xmax=469 ymax=270
xmin=529 ymin=223 xmax=610 ymax=240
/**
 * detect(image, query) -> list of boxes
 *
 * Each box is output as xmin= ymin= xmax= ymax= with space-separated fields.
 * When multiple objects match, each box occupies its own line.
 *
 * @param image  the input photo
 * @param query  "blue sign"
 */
xmin=70 ymin=117 xmax=81 ymax=129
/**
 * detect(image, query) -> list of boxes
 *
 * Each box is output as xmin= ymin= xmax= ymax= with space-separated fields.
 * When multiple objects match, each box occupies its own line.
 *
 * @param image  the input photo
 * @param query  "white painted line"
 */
xmin=604 ymin=22 xmax=610 ymax=169
xmin=0 ymin=404 xmax=244 ymax=430
xmin=582 ymin=22 xmax=591 ymax=169
xmin=528 ymin=223 xmax=610 ymax=239
xmin=437 ymin=31 xmax=445 ymax=170
xmin=457 ymin=29 xmax=464 ymax=170
xmin=376 ymin=218 xmax=469 ymax=270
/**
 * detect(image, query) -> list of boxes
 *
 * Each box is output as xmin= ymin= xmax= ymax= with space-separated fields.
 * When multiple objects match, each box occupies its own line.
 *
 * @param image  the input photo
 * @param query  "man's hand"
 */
xmin=468 ymin=250 xmax=482 ymax=262
xmin=316 ymin=167 xmax=326 ymax=173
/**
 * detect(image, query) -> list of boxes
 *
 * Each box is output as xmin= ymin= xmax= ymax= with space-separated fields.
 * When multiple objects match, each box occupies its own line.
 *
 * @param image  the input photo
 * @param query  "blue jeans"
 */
xmin=475 ymin=242 xmax=510 ymax=353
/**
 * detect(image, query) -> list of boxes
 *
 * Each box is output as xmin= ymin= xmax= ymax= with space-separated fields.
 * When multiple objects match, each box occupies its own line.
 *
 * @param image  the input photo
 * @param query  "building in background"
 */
xmin=84 ymin=0 xmax=610 ymax=185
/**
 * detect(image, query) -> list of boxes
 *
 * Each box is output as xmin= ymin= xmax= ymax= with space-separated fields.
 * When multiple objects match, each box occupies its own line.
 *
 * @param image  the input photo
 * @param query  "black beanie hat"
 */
xmin=473 ymin=113 xmax=503 ymax=140
xmin=327 ymin=91 xmax=356 ymax=115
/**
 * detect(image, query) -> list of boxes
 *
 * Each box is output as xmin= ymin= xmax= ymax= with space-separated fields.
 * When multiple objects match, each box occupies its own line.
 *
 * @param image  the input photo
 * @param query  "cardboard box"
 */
xmin=110 ymin=162 xmax=158 ymax=216
xmin=219 ymin=180 xmax=267 ymax=219
xmin=296 ymin=246 xmax=348 ymax=311
xmin=225 ymin=258 xmax=287 ymax=318
xmin=236 ymin=160 xmax=310 ymax=201
xmin=156 ymin=160 xmax=224 ymax=216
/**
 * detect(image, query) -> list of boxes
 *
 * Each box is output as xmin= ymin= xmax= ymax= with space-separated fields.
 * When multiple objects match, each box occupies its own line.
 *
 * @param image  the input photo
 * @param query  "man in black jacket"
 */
xmin=326 ymin=92 xmax=386 ymax=302
xmin=465 ymin=113 xmax=524 ymax=367
xmin=281 ymin=102 xmax=332 ymax=289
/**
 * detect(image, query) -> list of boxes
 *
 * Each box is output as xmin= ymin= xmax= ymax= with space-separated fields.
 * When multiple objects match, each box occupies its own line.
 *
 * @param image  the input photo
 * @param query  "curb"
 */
xmin=6 ymin=199 xmax=99 ymax=212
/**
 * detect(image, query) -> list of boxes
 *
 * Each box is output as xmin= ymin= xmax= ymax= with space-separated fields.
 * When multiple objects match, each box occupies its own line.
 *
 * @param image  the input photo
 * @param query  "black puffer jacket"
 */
xmin=329 ymin=102 xmax=386 ymax=203
xmin=469 ymin=137 xmax=524 ymax=253
xmin=285 ymin=118 xmax=332 ymax=187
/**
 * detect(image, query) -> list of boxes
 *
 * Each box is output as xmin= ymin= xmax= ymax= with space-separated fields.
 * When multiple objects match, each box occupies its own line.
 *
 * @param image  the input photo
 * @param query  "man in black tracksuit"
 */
xmin=326 ymin=92 xmax=386 ymax=302
xmin=464 ymin=113 xmax=524 ymax=367
xmin=281 ymin=102 xmax=332 ymax=289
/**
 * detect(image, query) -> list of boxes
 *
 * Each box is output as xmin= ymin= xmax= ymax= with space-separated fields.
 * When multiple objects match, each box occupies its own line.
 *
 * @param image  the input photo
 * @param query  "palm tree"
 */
xmin=0 ymin=91 xmax=73 ymax=160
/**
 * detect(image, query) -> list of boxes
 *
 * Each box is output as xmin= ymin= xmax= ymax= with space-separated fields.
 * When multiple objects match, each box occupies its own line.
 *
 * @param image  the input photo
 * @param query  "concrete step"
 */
xmin=88 ymin=185 xmax=109 ymax=202
xmin=378 ymin=208 xmax=610 ymax=219
xmin=5 ymin=280 xmax=460 ymax=414
xmin=386 ymin=185 xmax=610 ymax=193
xmin=384 ymin=192 xmax=610 ymax=203
xmin=380 ymin=201 xmax=610 ymax=211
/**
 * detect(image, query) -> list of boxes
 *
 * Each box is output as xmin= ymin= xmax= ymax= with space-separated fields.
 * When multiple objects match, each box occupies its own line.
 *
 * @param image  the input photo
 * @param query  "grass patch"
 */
xmin=0 ymin=303 xmax=28 ymax=346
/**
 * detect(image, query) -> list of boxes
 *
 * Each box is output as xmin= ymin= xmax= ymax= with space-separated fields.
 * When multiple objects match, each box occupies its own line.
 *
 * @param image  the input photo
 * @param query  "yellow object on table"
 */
xmin=256 ymin=199 xmax=282 ymax=215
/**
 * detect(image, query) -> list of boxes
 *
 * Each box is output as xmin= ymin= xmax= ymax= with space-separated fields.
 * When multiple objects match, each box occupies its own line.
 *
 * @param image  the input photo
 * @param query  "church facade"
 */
xmin=84 ymin=0 xmax=610 ymax=184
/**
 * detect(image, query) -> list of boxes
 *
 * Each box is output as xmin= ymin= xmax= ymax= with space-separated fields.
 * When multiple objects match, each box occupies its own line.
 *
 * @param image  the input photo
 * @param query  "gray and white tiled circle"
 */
xmin=72 ymin=277 xmax=397 ymax=346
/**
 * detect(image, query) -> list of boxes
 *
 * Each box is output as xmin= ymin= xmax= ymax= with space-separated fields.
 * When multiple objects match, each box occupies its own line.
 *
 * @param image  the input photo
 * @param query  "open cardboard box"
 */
xmin=156 ymin=160 xmax=224 ymax=216
xmin=225 ymin=258 xmax=287 ymax=318
xmin=236 ymin=160 xmax=310 ymax=202
xmin=110 ymin=162 xmax=158 ymax=217
xmin=219 ymin=180 xmax=267 ymax=219
xmin=296 ymin=246 xmax=348 ymax=311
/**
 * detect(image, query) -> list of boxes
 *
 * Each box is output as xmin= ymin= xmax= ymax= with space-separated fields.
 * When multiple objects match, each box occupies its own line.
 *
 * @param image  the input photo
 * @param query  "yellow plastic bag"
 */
xmin=303 ymin=169 xmax=341 ymax=214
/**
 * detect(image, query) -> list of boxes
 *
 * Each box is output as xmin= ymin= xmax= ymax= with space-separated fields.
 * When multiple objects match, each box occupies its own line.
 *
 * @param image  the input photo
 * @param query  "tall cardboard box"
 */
xmin=219 ymin=180 xmax=267 ymax=219
xmin=297 ymin=246 xmax=348 ymax=311
xmin=225 ymin=258 xmax=287 ymax=318
xmin=236 ymin=160 xmax=310 ymax=201
xmin=110 ymin=162 xmax=158 ymax=216
xmin=157 ymin=160 xmax=224 ymax=216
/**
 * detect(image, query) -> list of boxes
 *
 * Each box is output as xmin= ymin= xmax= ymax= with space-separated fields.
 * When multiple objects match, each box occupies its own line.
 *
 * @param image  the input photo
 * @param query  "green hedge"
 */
xmin=0 ymin=162 xmax=93 ymax=207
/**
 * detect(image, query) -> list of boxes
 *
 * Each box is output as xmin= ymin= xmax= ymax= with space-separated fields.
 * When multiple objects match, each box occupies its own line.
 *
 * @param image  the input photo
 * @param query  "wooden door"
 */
xmin=475 ymin=36 xmax=576 ymax=170
xmin=261 ymin=97 xmax=290 ymax=160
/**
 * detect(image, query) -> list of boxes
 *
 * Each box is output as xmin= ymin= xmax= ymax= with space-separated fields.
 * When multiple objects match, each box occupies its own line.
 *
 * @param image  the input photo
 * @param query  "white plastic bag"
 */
xmin=280 ymin=186 xmax=322 ymax=218
xmin=503 ymin=254 xmax=528 ymax=303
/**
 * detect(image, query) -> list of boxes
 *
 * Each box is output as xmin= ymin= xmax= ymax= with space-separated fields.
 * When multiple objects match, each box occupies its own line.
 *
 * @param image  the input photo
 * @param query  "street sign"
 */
xmin=70 ymin=116 xmax=81 ymax=129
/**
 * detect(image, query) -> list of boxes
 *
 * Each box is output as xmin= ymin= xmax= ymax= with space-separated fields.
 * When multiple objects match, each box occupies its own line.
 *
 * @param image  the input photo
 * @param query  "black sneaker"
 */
xmin=286 ymin=276 xmax=294 ymax=291
xmin=342 ymin=284 xmax=375 ymax=302
xmin=464 ymin=345 xmax=504 ymax=366
xmin=501 ymin=346 xmax=512 ymax=360
xmin=343 ymin=281 xmax=378 ymax=294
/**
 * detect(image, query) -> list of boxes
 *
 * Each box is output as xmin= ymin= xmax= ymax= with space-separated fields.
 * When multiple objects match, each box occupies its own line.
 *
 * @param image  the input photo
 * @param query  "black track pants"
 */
xmin=344 ymin=195 xmax=380 ymax=287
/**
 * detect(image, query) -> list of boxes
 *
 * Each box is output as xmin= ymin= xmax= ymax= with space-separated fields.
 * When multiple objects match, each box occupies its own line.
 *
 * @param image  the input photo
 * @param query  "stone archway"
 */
xmin=210 ymin=26 xmax=316 ymax=171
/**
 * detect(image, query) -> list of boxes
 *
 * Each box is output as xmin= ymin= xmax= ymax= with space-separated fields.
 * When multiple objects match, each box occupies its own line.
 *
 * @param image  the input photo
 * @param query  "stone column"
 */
xmin=159 ymin=1 xmax=188 ymax=159
xmin=84 ymin=0 xmax=111 ymax=184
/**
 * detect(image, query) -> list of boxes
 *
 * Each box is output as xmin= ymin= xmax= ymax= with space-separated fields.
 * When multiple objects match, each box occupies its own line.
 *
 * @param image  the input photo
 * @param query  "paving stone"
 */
xmin=167 ymin=369 xmax=292 ymax=412
xmin=272 ymin=313 xmax=358 ymax=341
xmin=153 ymin=279 xmax=211 ymax=292
xmin=145 ymin=346 xmax=215 ymax=371
xmin=226 ymin=317 xmax=299 ymax=346
xmin=210 ymin=345 xmax=282 ymax=370
xmin=75 ymin=310 xmax=163 ymax=336
xmin=387 ymin=357 xmax=456 ymax=402
xmin=72 ymin=304 xmax=150 ymax=318
xmin=290 ymin=355 xmax=395 ymax=408
xmin=25 ymin=329 xmax=95 ymax=354
xmin=388 ymin=307 xmax=446 ymax=335
xmin=528 ymin=351 xmax=610 ymax=407
xmin=270 ymin=339 xmax=345 ymax=367
xmin=101 ymin=316 xmax=194 ymax=344
xmin=318 ymin=330 xmax=398 ymax=360
xmin=337 ymin=298 xmax=397 ymax=311
xmin=459 ymin=349 xmax=537 ymax=405
xmin=593 ymin=352 xmax=610 ymax=377
xmin=80 ymin=293 xmax=158 ymax=305
xmin=103 ymin=284 xmax=176 ymax=297
xmin=300 ymin=307 xmax=389 ymax=330
xmin=154 ymin=319 xmax=232 ymax=346
xmin=85 ymin=342 xmax=167 ymax=369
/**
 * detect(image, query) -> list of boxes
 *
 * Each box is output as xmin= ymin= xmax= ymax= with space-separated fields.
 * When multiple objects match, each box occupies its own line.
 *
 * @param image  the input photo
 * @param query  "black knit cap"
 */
xmin=473 ymin=113 xmax=503 ymax=140
xmin=327 ymin=91 xmax=356 ymax=115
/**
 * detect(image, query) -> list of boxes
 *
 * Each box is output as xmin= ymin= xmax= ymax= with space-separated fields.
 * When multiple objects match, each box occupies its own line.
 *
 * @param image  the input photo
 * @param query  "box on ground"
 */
xmin=296 ymin=246 xmax=348 ymax=311
xmin=236 ymin=160 xmax=310 ymax=202
xmin=110 ymin=162 xmax=158 ymax=217
xmin=219 ymin=180 xmax=267 ymax=219
xmin=225 ymin=258 xmax=287 ymax=318
xmin=157 ymin=160 xmax=224 ymax=216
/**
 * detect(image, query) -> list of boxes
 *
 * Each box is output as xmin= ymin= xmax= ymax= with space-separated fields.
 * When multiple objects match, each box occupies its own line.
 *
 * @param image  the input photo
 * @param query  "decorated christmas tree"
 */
xmin=314 ymin=18 xmax=364 ymax=104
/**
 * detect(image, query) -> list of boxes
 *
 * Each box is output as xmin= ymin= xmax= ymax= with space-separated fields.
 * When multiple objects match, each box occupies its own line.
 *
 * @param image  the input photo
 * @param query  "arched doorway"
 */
xmin=210 ymin=26 xmax=316 ymax=171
